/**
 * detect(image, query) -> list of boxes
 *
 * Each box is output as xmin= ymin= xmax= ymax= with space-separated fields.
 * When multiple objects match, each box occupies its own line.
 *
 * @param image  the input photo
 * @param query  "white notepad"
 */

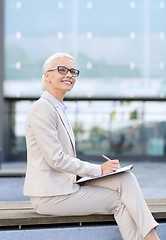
xmin=76 ymin=164 xmax=133 ymax=184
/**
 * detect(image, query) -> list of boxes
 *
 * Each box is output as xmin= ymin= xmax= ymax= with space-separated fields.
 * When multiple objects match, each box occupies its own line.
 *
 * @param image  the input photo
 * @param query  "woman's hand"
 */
xmin=101 ymin=159 xmax=120 ymax=175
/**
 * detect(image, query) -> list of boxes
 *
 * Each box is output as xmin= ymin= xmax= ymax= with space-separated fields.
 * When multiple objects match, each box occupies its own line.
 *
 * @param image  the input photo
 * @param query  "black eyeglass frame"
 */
xmin=47 ymin=66 xmax=80 ymax=77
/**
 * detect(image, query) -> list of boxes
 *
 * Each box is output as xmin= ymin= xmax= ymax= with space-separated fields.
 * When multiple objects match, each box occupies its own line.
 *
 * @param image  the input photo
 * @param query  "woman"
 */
xmin=24 ymin=52 xmax=160 ymax=240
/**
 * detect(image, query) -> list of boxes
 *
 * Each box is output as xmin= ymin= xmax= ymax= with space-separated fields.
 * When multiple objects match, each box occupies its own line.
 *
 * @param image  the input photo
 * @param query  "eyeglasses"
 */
xmin=47 ymin=66 xmax=80 ymax=77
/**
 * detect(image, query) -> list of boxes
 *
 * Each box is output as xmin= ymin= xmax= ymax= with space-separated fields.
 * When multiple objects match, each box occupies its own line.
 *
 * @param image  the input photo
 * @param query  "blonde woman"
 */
xmin=24 ymin=52 xmax=160 ymax=240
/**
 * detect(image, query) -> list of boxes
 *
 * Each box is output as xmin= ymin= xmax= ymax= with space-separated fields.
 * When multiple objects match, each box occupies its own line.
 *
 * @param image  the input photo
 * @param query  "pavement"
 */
xmin=0 ymin=161 xmax=166 ymax=201
xmin=0 ymin=160 xmax=165 ymax=239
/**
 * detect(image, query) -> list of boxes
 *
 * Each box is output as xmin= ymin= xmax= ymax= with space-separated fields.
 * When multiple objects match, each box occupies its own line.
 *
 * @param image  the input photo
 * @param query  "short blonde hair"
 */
xmin=42 ymin=52 xmax=75 ymax=91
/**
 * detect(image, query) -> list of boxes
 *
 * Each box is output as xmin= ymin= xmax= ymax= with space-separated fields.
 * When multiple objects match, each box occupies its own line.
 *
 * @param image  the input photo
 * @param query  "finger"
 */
xmin=113 ymin=166 xmax=120 ymax=171
xmin=107 ymin=162 xmax=119 ymax=168
xmin=112 ymin=161 xmax=120 ymax=166
xmin=113 ymin=163 xmax=120 ymax=169
xmin=111 ymin=159 xmax=119 ymax=164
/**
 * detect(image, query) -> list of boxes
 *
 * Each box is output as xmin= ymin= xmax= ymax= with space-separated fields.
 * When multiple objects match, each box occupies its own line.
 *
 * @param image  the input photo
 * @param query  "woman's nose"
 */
xmin=66 ymin=70 xmax=72 ymax=77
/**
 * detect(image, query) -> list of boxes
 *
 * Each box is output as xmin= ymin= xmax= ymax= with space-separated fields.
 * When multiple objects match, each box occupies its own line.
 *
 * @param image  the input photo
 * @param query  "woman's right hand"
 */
xmin=101 ymin=159 xmax=120 ymax=175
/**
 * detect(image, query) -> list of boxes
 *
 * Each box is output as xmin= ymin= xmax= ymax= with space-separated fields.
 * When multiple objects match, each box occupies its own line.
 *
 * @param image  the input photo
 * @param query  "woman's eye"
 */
xmin=60 ymin=68 xmax=66 ymax=73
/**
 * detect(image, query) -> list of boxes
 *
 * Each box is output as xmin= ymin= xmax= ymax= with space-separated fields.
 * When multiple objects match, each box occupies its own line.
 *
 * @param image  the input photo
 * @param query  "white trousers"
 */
xmin=31 ymin=172 xmax=158 ymax=240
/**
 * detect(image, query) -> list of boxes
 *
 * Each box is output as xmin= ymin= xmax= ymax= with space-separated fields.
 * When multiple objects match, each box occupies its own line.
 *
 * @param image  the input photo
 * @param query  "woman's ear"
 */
xmin=45 ymin=72 xmax=49 ymax=82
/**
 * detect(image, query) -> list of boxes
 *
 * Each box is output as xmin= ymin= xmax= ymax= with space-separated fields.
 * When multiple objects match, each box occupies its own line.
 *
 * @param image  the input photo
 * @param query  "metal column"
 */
xmin=0 ymin=0 xmax=4 ymax=166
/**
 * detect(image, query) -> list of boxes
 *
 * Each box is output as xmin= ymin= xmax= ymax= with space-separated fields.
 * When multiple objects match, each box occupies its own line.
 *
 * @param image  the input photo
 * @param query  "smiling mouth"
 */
xmin=62 ymin=80 xmax=72 ymax=85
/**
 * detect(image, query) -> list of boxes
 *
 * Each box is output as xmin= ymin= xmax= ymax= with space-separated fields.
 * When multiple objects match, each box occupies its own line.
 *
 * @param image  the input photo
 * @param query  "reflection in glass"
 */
xmin=4 ymin=100 xmax=166 ymax=161
xmin=3 ymin=1 xmax=166 ymax=161
xmin=4 ymin=0 xmax=166 ymax=98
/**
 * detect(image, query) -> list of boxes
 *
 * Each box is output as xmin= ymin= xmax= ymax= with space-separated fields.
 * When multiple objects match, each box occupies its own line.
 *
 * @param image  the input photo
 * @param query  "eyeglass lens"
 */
xmin=58 ymin=66 xmax=79 ymax=77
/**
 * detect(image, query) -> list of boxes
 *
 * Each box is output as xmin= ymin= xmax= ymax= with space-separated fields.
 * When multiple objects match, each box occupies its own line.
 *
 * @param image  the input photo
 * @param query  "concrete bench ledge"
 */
xmin=0 ymin=199 xmax=166 ymax=230
xmin=0 ymin=170 xmax=25 ymax=178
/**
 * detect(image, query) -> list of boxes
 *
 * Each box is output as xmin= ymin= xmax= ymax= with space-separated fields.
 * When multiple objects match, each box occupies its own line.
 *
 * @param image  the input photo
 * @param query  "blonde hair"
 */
xmin=42 ymin=52 xmax=75 ymax=91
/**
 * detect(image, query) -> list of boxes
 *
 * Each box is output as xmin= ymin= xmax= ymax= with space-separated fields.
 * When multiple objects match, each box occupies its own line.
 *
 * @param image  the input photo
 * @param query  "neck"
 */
xmin=47 ymin=90 xmax=64 ymax=104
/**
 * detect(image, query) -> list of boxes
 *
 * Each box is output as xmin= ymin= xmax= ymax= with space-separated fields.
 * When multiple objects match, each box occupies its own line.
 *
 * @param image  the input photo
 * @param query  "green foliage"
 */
xmin=72 ymin=122 xmax=84 ymax=136
xmin=77 ymin=52 xmax=141 ymax=78
xmin=4 ymin=46 xmax=141 ymax=81
xmin=130 ymin=110 xmax=137 ymax=119
xmin=90 ymin=126 xmax=107 ymax=139
xmin=4 ymin=45 xmax=45 ymax=80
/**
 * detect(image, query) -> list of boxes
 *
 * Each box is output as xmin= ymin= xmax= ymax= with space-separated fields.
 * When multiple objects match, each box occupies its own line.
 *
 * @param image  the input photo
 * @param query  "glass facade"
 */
xmin=3 ymin=0 xmax=166 ymax=161
xmin=4 ymin=99 xmax=166 ymax=161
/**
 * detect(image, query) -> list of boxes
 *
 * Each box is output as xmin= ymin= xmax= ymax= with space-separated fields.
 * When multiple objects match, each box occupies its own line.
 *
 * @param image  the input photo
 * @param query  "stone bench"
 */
xmin=0 ymin=199 xmax=166 ymax=230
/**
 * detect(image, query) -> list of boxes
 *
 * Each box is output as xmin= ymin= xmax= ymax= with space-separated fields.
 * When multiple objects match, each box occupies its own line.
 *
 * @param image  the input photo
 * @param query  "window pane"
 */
xmin=68 ymin=101 xmax=144 ymax=156
xmin=144 ymin=102 xmax=166 ymax=156
xmin=5 ymin=100 xmax=166 ymax=161
xmin=4 ymin=0 xmax=166 ymax=98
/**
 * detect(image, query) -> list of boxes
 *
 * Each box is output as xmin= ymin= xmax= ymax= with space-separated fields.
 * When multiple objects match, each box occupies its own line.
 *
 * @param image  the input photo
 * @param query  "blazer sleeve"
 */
xmin=26 ymin=101 xmax=101 ymax=178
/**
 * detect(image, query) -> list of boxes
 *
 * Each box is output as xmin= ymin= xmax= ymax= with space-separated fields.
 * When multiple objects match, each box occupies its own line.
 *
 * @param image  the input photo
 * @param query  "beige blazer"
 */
xmin=24 ymin=91 xmax=101 ymax=197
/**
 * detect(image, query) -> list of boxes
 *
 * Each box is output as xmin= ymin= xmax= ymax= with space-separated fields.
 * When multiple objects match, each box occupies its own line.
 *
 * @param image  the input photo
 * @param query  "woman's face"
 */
xmin=45 ymin=56 xmax=76 ymax=97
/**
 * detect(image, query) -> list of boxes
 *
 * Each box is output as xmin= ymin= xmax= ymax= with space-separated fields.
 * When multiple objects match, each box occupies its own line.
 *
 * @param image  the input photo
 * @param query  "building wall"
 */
xmin=2 ymin=0 xmax=166 ymax=162
xmin=0 ymin=0 xmax=4 ymax=164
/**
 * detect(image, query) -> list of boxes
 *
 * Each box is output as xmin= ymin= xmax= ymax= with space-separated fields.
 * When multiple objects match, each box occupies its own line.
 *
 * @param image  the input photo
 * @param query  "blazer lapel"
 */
xmin=41 ymin=91 xmax=76 ymax=151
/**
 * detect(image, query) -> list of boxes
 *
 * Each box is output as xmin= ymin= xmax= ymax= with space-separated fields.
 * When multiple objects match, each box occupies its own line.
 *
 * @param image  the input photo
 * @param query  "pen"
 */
xmin=102 ymin=155 xmax=112 ymax=161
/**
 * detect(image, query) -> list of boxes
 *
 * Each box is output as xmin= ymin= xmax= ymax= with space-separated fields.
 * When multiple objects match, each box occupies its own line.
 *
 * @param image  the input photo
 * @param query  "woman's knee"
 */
xmin=31 ymin=197 xmax=55 ymax=216
xmin=118 ymin=171 xmax=141 ymax=193
xmin=118 ymin=171 xmax=137 ymax=183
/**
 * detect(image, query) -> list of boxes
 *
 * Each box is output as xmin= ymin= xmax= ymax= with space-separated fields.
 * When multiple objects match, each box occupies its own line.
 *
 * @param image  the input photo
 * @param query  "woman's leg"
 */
xmin=31 ymin=184 xmax=144 ymax=240
xmin=31 ymin=185 xmax=122 ymax=216
xmin=144 ymin=229 xmax=160 ymax=240
xmin=85 ymin=172 xmax=159 ymax=239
